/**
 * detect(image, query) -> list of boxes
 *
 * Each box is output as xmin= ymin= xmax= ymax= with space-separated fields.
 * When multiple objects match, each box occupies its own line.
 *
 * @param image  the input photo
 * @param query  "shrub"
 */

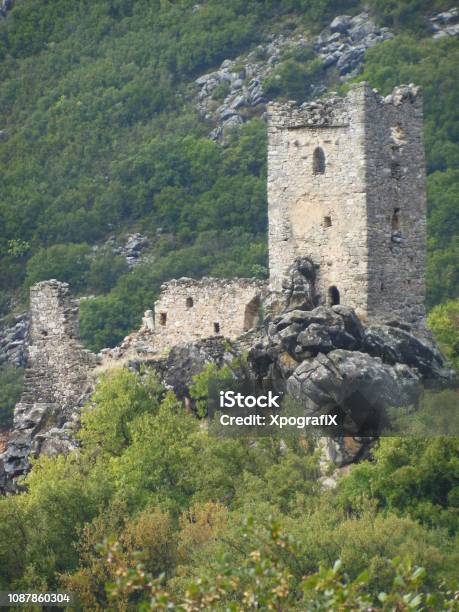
xmin=0 ymin=365 xmax=23 ymax=429
xmin=25 ymin=244 xmax=92 ymax=293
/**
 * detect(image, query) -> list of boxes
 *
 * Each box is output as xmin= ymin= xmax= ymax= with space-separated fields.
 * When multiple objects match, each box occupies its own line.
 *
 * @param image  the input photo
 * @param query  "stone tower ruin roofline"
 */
xmin=267 ymin=82 xmax=422 ymax=129
xmin=159 ymin=276 xmax=268 ymax=291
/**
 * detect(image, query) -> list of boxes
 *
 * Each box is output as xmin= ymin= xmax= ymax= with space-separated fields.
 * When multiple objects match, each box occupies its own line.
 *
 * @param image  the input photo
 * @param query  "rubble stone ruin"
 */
xmin=0 ymin=82 xmax=442 ymax=492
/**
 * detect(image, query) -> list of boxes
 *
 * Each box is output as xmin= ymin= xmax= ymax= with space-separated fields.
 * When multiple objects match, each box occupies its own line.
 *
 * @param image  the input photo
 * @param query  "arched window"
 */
xmin=159 ymin=312 xmax=167 ymax=326
xmin=328 ymin=286 xmax=340 ymax=306
xmin=186 ymin=297 xmax=194 ymax=308
xmin=312 ymin=147 xmax=326 ymax=174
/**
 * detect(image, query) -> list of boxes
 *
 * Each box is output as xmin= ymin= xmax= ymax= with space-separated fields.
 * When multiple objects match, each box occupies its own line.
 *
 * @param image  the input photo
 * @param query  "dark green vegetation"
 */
xmin=0 ymin=370 xmax=456 ymax=609
xmin=0 ymin=0 xmax=457 ymax=351
xmin=0 ymin=364 xmax=23 ymax=428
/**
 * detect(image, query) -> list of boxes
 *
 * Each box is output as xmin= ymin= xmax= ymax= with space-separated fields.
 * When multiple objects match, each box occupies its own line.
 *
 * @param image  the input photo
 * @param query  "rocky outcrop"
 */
xmin=130 ymin=337 xmax=237 ymax=399
xmin=315 ymin=12 xmax=393 ymax=77
xmin=430 ymin=8 xmax=459 ymax=39
xmin=114 ymin=233 xmax=149 ymax=268
xmin=1 ymin=277 xmax=455 ymax=492
xmin=195 ymin=13 xmax=393 ymax=141
xmin=103 ymin=233 xmax=149 ymax=268
xmin=195 ymin=33 xmax=310 ymax=142
xmin=248 ymin=305 xmax=454 ymax=465
xmin=0 ymin=0 xmax=14 ymax=18
xmin=0 ymin=313 xmax=29 ymax=367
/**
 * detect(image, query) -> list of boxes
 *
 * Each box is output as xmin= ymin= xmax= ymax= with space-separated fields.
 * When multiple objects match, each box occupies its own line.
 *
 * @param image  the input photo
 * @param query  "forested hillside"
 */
xmin=0 ymin=0 xmax=457 ymax=353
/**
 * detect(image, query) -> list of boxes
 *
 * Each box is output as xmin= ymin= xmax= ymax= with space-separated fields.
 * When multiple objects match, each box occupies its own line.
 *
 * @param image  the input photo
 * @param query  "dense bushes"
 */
xmin=264 ymin=45 xmax=325 ymax=102
xmin=428 ymin=300 xmax=459 ymax=369
xmin=0 ymin=370 xmax=456 ymax=606
xmin=366 ymin=0 xmax=451 ymax=32
xmin=0 ymin=365 xmax=23 ymax=428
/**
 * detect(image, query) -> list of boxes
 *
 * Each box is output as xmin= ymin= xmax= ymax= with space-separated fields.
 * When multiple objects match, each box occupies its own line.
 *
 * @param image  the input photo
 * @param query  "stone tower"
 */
xmin=267 ymin=82 xmax=426 ymax=323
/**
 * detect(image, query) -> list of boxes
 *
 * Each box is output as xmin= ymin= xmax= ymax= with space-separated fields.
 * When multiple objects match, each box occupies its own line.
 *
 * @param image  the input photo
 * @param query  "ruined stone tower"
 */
xmin=267 ymin=82 xmax=426 ymax=323
xmin=0 ymin=281 xmax=97 ymax=491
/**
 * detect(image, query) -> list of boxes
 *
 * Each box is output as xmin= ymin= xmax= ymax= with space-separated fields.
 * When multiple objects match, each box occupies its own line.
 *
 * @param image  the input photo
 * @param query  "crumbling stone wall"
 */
xmin=0 ymin=281 xmax=98 ymax=491
xmin=267 ymin=82 xmax=426 ymax=324
xmin=150 ymin=278 xmax=268 ymax=353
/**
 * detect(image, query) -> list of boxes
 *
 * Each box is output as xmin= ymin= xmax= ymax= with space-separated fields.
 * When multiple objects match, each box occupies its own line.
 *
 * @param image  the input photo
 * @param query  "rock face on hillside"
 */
xmin=118 ymin=302 xmax=454 ymax=467
xmin=247 ymin=304 xmax=453 ymax=464
xmin=195 ymin=13 xmax=393 ymax=141
xmin=315 ymin=12 xmax=393 ymax=76
xmin=0 ymin=0 xmax=14 ymax=18
xmin=0 ymin=314 xmax=29 ymax=367
xmin=430 ymin=8 xmax=459 ymax=39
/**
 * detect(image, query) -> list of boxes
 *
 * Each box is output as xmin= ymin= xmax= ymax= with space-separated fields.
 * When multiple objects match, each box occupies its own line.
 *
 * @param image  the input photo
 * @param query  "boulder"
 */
xmin=329 ymin=15 xmax=352 ymax=34
xmin=286 ymin=349 xmax=421 ymax=430
xmin=363 ymin=325 xmax=453 ymax=381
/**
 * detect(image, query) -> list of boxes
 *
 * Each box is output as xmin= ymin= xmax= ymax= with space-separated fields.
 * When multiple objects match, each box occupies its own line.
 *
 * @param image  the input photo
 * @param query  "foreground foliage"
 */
xmin=0 ymin=370 xmax=457 ymax=609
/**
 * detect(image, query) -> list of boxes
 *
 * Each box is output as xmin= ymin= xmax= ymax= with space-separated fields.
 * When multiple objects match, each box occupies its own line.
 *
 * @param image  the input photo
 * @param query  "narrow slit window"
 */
xmin=159 ymin=312 xmax=167 ymax=326
xmin=214 ymin=322 xmax=220 ymax=334
xmin=186 ymin=297 xmax=194 ymax=308
xmin=328 ymin=286 xmax=340 ymax=306
xmin=391 ymin=208 xmax=401 ymax=231
xmin=312 ymin=147 xmax=326 ymax=174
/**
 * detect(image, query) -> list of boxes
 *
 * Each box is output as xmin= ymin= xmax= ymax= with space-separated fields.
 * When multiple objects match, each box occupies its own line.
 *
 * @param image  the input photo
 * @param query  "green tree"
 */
xmin=428 ymin=300 xmax=459 ymax=369
xmin=25 ymin=244 xmax=91 ymax=292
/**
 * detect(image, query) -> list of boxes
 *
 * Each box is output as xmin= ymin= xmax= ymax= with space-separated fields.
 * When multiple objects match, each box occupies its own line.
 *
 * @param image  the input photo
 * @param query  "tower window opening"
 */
xmin=390 ymin=159 xmax=401 ymax=179
xmin=328 ymin=286 xmax=340 ymax=306
xmin=323 ymin=216 xmax=332 ymax=227
xmin=186 ymin=297 xmax=194 ymax=308
xmin=214 ymin=322 xmax=220 ymax=334
xmin=159 ymin=312 xmax=167 ymax=326
xmin=391 ymin=208 xmax=401 ymax=231
xmin=312 ymin=147 xmax=326 ymax=174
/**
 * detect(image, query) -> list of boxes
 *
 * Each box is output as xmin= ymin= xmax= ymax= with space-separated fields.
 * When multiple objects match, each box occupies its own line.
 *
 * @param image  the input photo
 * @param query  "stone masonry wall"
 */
xmin=364 ymin=85 xmax=426 ymax=323
xmin=0 ymin=281 xmax=98 ymax=491
xmin=150 ymin=277 xmax=268 ymax=352
xmin=267 ymin=84 xmax=369 ymax=316
xmin=267 ymin=82 xmax=426 ymax=323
